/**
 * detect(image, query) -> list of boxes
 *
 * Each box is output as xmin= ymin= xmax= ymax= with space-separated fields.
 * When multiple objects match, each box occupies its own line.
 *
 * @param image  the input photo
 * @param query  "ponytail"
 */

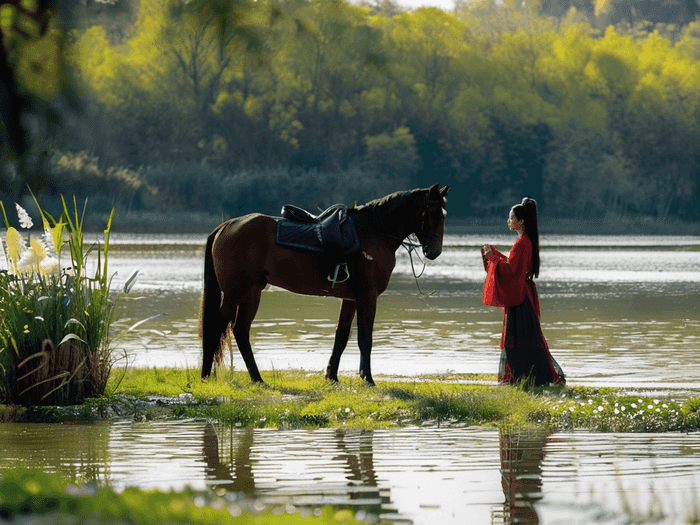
xmin=512 ymin=197 xmax=540 ymax=278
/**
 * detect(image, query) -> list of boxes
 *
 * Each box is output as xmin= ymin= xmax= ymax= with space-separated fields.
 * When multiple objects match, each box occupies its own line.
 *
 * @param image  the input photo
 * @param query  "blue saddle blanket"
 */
xmin=276 ymin=204 xmax=360 ymax=256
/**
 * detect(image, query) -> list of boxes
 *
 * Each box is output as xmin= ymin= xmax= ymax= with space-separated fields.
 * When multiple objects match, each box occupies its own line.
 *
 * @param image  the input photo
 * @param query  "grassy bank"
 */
xmin=5 ymin=368 xmax=699 ymax=433
xmin=2 ymin=370 xmax=700 ymax=525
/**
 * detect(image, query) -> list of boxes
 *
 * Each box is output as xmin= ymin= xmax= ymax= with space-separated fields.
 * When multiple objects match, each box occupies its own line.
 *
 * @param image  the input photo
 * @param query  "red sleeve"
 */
xmin=495 ymin=237 xmax=530 ymax=281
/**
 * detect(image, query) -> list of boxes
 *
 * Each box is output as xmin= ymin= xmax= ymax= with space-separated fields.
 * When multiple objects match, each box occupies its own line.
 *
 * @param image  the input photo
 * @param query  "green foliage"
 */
xmin=0 ymin=196 xmax=116 ymax=405
xmin=0 ymin=468 xmax=368 ymax=524
xmin=363 ymin=126 xmax=418 ymax=187
xmin=4 ymin=0 xmax=695 ymax=221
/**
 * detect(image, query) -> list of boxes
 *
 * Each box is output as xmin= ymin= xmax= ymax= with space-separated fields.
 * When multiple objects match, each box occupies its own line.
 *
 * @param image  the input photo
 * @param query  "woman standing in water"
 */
xmin=482 ymin=198 xmax=565 ymax=387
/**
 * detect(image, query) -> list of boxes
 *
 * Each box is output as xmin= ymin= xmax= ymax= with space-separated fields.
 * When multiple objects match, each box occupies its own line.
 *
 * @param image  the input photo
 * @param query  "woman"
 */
xmin=482 ymin=198 xmax=565 ymax=387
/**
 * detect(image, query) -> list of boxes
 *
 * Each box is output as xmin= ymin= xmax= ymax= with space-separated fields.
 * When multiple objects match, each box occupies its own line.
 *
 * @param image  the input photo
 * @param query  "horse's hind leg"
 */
xmin=232 ymin=286 xmax=264 ymax=383
xmin=325 ymin=299 xmax=356 ymax=383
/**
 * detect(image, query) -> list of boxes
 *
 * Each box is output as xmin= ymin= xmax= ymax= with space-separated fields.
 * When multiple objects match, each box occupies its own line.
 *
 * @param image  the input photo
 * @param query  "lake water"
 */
xmin=2 ymin=421 xmax=700 ymax=524
xmin=2 ymin=232 xmax=700 ymax=524
xmin=104 ymin=233 xmax=700 ymax=392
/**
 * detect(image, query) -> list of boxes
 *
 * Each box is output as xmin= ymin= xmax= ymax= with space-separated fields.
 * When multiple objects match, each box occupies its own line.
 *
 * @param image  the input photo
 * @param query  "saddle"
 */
xmin=276 ymin=203 xmax=360 ymax=287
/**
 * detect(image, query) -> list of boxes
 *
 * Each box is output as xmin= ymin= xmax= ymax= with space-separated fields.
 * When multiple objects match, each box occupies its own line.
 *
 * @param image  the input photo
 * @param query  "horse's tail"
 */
xmin=201 ymin=226 xmax=222 ymax=379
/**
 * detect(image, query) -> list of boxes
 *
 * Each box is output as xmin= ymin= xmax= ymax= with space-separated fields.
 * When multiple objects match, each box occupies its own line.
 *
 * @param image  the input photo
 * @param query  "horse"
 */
xmin=201 ymin=183 xmax=450 ymax=386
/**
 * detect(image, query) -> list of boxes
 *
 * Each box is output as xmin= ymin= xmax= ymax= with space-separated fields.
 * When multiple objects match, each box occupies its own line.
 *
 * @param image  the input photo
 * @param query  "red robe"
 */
xmin=482 ymin=235 xmax=564 ymax=385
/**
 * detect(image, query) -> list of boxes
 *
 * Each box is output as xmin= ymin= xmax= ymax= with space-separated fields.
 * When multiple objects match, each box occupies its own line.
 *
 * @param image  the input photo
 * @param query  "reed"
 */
xmin=0 ymin=195 xmax=116 ymax=405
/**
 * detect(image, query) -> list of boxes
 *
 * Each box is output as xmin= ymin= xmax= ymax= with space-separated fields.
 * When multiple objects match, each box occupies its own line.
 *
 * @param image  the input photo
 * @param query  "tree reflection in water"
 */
xmin=497 ymin=426 xmax=550 ymax=525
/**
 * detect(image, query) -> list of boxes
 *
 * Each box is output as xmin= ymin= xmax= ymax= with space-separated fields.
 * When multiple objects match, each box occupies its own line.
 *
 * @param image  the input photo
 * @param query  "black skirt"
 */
xmin=498 ymin=298 xmax=565 ymax=386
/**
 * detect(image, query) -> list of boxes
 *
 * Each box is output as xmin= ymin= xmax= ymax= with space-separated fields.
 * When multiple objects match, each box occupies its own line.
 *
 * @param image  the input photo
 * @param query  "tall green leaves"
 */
xmin=0 ymin=195 xmax=117 ymax=405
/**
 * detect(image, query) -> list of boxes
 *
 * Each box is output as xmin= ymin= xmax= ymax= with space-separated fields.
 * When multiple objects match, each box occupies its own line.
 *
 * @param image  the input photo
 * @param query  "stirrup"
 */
xmin=328 ymin=263 xmax=349 ymax=288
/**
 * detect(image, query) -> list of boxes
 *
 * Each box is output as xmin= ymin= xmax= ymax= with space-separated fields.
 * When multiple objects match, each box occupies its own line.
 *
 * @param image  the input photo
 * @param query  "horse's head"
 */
xmin=415 ymin=183 xmax=450 ymax=260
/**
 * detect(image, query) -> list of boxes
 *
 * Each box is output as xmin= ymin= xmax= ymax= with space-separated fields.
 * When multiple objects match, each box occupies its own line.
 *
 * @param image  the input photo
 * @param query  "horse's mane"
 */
xmin=348 ymin=189 xmax=420 ymax=234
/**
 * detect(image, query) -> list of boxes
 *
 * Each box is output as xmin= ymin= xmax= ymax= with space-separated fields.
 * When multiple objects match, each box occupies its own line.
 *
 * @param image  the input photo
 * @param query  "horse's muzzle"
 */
xmin=423 ymin=244 xmax=442 ymax=260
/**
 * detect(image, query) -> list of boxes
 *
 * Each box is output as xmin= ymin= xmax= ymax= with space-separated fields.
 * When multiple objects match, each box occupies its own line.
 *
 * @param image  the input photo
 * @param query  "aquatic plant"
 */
xmin=0 ymin=469 xmax=369 ymax=524
xmin=0 ymin=196 xmax=116 ymax=405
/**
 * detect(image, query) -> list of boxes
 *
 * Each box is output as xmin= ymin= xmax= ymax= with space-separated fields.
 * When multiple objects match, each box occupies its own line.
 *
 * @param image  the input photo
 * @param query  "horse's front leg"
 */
xmin=356 ymin=296 xmax=377 ymax=386
xmin=326 ymin=299 xmax=357 ymax=383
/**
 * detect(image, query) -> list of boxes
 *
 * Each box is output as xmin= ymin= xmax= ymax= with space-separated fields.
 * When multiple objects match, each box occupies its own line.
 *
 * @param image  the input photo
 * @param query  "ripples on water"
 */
xmin=104 ymin=234 xmax=700 ymax=390
xmin=2 ymin=421 xmax=700 ymax=525
xmin=3 ymin=234 xmax=700 ymax=524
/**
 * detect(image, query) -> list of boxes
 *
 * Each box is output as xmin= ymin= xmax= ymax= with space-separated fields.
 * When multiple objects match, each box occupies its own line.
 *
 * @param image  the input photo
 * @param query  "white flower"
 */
xmin=42 ymin=229 xmax=60 ymax=258
xmin=16 ymin=248 xmax=43 ymax=274
xmin=15 ymin=203 xmax=33 ymax=229
xmin=39 ymin=256 xmax=59 ymax=276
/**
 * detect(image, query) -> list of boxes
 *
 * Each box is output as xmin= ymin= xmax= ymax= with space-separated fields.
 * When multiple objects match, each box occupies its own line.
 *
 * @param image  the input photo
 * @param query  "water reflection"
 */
xmin=497 ymin=427 xmax=549 ymax=525
xmin=2 ymin=421 xmax=700 ymax=523
xmin=202 ymin=423 xmax=394 ymax=518
xmin=203 ymin=424 xmax=255 ymax=495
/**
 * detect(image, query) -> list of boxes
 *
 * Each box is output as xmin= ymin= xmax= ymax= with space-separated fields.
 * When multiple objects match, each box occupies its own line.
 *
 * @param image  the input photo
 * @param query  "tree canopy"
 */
xmin=3 ymin=0 xmax=700 ymax=221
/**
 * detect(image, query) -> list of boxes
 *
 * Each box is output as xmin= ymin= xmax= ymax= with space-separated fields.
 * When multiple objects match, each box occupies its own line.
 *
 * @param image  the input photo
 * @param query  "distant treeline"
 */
xmin=3 ymin=0 xmax=700 ymax=221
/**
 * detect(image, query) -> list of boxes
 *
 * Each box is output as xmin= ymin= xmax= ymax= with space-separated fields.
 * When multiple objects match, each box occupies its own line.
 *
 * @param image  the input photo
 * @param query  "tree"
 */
xmin=0 ymin=0 xmax=77 ymax=199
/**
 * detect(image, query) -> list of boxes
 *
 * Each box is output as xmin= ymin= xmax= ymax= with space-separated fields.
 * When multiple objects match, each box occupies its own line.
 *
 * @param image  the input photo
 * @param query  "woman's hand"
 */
xmin=482 ymin=245 xmax=494 ymax=262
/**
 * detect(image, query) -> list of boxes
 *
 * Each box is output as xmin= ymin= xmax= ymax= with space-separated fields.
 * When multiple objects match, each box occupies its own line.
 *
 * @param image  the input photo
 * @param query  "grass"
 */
xmin=105 ymin=367 xmax=551 ymax=429
xmin=98 ymin=368 xmax=700 ymax=432
xmin=2 ymin=368 xmax=699 ymax=432
xmin=0 ymin=468 xmax=370 ymax=525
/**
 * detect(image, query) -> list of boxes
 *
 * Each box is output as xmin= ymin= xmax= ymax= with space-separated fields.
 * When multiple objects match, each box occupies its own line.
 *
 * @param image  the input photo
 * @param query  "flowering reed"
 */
xmin=0 ymin=197 xmax=116 ymax=405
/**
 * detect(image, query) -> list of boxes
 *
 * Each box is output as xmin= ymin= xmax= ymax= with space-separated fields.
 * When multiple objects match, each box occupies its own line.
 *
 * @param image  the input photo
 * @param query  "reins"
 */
xmin=350 ymin=190 xmax=445 ymax=296
xmin=402 ymin=235 xmax=429 ymax=295
xmin=353 ymin=223 xmax=432 ymax=295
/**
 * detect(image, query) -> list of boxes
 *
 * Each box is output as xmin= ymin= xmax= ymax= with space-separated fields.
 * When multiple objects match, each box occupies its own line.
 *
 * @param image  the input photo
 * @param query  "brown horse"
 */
xmin=201 ymin=183 xmax=450 ymax=385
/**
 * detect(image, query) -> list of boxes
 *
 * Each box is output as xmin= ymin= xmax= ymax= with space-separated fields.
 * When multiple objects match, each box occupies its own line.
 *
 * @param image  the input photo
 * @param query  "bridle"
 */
xmin=415 ymin=196 xmax=447 ymax=251
xmin=402 ymin=196 xmax=447 ymax=290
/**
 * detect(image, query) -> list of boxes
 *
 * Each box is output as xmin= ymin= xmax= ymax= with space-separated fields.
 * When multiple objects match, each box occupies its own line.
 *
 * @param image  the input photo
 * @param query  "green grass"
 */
xmin=104 ymin=367 xmax=564 ymax=429
xmin=101 ymin=368 xmax=700 ymax=432
xmin=0 ymin=469 xmax=369 ymax=525
xmin=4 ymin=368 xmax=699 ymax=432
xmin=543 ymin=386 xmax=700 ymax=432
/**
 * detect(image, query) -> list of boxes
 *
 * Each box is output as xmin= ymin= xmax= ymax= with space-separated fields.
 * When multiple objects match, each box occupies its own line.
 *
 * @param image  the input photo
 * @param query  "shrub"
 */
xmin=0 ymin=195 xmax=116 ymax=405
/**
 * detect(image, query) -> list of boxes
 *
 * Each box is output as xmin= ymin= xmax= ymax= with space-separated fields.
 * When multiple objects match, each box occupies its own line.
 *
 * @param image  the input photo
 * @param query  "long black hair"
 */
xmin=512 ymin=197 xmax=540 ymax=278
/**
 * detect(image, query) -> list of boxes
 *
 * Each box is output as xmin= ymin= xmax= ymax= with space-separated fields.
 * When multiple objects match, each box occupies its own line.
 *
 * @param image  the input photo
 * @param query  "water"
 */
xmin=103 ymin=233 xmax=700 ymax=392
xmin=3 ymin=232 xmax=700 ymax=524
xmin=2 ymin=421 xmax=700 ymax=524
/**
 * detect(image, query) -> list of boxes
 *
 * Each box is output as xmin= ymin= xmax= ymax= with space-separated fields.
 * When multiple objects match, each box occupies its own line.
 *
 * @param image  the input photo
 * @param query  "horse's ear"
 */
xmin=440 ymin=186 xmax=451 ymax=197
xmin=428 ymin=183 xmax=440 ymax=197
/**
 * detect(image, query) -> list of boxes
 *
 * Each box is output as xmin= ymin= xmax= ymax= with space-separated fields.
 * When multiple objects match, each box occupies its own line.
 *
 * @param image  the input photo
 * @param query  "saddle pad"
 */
xmin=276 ymin=218 xmax=360 ymax=256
